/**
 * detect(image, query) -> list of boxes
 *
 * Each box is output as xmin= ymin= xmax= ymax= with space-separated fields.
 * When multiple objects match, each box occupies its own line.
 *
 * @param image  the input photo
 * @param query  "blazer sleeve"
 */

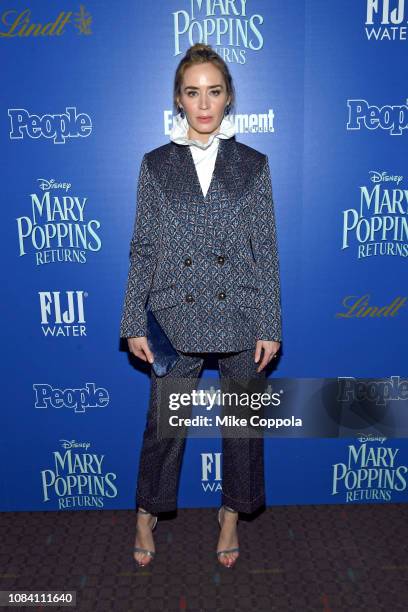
xmin=249 ymin=154 xmax=282 ymax=342
xmin=119 ymin=154 xmax=159 ymax=338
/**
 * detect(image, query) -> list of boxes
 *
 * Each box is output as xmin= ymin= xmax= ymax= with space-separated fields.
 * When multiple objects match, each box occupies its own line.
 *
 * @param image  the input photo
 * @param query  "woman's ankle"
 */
xmin=223 ymin=505 xmax=238 ymax=513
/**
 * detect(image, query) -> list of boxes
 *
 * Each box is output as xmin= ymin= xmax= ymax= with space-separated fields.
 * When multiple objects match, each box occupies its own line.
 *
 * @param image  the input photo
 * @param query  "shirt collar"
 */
xmin=169 ymin=111 xmax=236 ymax=150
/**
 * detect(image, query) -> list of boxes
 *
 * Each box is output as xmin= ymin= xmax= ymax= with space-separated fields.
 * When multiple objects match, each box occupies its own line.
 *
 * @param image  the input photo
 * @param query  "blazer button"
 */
xmin=185 ymin=294 xmax=195 ymax=303
xmin=217 ymin=255 xmax=225 ymax=265
xmin=184 ymin=256 xmax=192 ymax=266
xmin=218 ymin=291 xmax=226 ymax=300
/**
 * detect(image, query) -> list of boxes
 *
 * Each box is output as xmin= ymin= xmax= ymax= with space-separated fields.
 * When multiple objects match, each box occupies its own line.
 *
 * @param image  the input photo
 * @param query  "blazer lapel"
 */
xmin=168 ymin=136 xmax=244 ymax=204
xmin=162 ymin=136 xmax=249 ymax=255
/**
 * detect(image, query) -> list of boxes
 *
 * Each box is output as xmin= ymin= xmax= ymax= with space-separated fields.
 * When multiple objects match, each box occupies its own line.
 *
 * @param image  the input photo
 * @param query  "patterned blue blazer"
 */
xmin=120 ymin=135 xmax=282 ymax=353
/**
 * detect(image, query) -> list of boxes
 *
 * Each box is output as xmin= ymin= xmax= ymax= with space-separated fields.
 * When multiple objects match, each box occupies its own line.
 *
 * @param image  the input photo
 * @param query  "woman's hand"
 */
xmin=254 ymin=340 xmax=280 ymax=373
xmin=127 ymin=336 xmax=154 ymax=365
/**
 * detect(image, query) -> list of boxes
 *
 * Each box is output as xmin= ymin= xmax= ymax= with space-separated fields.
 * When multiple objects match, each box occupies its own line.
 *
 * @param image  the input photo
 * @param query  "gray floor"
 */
xmin=1 ymin=504 xmax=407 ymax=611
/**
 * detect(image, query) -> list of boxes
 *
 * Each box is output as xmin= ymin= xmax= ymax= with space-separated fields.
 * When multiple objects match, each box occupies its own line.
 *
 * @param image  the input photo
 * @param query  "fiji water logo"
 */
xmin=8 ymin=107 xmax=92 ymax=143
xmin=39 ymin=290 xmax=87 ymax=337
xmin=365 ymin=0 xmax=408 ymax=40
xmin=347 ymin=99 xmax=408 ymax=135
xmin=201 ymin=452 xmax=222 ymax=493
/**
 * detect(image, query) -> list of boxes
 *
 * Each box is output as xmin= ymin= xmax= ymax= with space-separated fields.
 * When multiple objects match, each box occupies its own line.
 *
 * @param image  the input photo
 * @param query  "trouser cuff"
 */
xmin=221 ymin=491 xmax=266 ymax=515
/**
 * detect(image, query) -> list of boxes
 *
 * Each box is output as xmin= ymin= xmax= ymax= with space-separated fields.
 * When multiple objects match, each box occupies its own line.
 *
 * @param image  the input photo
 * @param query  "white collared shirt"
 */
xmin=169 ymin=112 xmax=236 ymax=197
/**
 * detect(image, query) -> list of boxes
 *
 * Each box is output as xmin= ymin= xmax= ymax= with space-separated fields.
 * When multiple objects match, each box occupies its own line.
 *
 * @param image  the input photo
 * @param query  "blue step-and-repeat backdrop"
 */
xmin=2 ymin=1 xmax=407 ymax=511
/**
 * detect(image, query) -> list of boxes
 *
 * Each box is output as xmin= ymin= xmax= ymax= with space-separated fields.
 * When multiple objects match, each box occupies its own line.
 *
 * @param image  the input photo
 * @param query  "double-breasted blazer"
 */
xmin=120 ymin=135 xmax=282 ymax=353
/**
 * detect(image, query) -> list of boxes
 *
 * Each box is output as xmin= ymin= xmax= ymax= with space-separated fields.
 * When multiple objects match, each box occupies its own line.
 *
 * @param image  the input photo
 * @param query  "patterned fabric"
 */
xmin=119 ymin=135 xmax=282 ymax=352
xmin=136 ymin=348 xmax=266 ymax=515
xmin=169 ymin=110 xmax=237 ymax=198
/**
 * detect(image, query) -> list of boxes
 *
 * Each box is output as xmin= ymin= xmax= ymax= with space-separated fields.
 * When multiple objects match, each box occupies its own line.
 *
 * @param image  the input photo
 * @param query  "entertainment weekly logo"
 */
xmin=39 ymin=290 xmax=87 ymax=337
xmin=172 ymin=0 xmax=265 ymax=61
xmin=341 ymin=171 xmax=408 ymax=259
xmin=331 ymin=436 xmax=408 ymax=503
xmin=347 ymin=99 xmax=408 ymax=135
xmin=16 ymin=179 xmax=102 ymax=266
xmin=8 ymin=107 xmax=92 ymax=143
xmin=365 ymin=0 xmax=408 ymax=41
xmin=164 ymin=109 xmax=276 ymax=134
xmin=41 ymin=440 xmax=118 ymax=509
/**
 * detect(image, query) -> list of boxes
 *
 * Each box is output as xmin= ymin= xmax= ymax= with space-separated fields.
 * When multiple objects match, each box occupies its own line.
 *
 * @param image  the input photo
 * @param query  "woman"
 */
xmin=120 ymin=43 xmax=282 ymax=569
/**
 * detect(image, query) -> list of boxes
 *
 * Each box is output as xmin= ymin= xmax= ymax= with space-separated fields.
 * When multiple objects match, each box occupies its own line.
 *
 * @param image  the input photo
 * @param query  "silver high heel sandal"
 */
xmin=134 ymin=507 xmax=158 ymax=566
xmin=217 ymin=505 xmax=239 ymax=567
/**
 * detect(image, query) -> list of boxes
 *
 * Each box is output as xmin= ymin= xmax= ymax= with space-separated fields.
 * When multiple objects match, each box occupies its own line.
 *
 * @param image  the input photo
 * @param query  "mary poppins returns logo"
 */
xmin=41 ymin=440 xmax=118 ymax=509
xmin=16 ymin=179 xmax=102 ymax=265
xmin=341 ymin=171 xmax=408 ymax=259
xmin=332 ymin=439 xmax=407 ymax=503
xmin=173 ymin=0 xmax=265 ymax=61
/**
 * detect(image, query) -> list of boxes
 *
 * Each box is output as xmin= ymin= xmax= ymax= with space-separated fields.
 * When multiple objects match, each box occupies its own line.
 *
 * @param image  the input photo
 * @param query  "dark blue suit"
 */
xmin=121 ymin=136 xmax=282 ymax=514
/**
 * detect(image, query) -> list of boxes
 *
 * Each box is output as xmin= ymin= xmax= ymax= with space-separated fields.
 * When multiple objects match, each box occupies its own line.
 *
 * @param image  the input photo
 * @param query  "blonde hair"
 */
xmin=173 ymin=43 xmax=235 ymax=114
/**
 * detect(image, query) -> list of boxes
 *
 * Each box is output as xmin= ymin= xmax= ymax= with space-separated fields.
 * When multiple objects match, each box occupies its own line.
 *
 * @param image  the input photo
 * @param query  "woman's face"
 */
xmin=177 ymin=62 xmax=231 ymax=143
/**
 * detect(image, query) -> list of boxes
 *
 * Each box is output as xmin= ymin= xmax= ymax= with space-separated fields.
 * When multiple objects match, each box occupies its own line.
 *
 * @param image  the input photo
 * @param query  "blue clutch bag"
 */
xmin=146 ymin=307 xmax=181 ymax=377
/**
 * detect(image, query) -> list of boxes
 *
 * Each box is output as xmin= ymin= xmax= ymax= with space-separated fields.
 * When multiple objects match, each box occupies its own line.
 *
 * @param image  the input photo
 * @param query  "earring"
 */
xmin=178 ymin=107 xmax=185 ymax=119
xmin=224 ymin=104 xmax=231 ymax=116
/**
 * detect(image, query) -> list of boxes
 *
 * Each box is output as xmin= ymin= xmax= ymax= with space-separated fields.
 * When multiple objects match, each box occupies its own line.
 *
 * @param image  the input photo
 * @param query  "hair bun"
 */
xmin=185 ymin=43 xmax=213 ymax=58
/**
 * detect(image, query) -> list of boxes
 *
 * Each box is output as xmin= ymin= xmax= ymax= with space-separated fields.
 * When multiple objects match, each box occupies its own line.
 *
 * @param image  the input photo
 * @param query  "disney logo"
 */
xmin=59 ymin=439 xmax=91 ymax=450
xmin=357 ymin=433 xmax=386 ymax=443
xmin=369 ymin=171 xmax=403 ymax=185
xmin=37 ymin=179 xmax=72 ymax=192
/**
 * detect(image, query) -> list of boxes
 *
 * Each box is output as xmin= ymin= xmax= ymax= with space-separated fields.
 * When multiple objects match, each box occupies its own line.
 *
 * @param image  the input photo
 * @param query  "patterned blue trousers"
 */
xmin=135 ymin=348 xmax=266 ymax=515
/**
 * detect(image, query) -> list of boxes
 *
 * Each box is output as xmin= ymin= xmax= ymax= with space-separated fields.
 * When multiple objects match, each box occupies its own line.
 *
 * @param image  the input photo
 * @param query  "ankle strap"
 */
xmin=137 ymin=507 xmax=156 ymax=516
xmin=223 ymin=505 xmax=238 ymax=513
